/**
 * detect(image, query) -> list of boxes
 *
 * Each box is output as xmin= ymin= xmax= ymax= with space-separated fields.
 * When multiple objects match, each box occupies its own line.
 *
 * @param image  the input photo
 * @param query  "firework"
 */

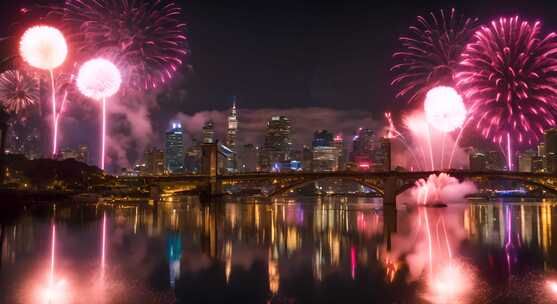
xmin=52 ymin=0 xmax=188 ymax=91
xmin=77 ymin=59 xmax=122 ymax=101
xmin=20 ymin=25 xmax=68 ymax=156
xmin=19 ymin=26 xmax=67 ymax=71
xmin=424 ymin=86 xmax=466 ymax=133
xmin=77 ymin=58 xmax=121 ymax=170
xmin=392 ymin=9 xmax=478 ymax=102
xmin=456 ymin=17 xmax=557 ymax=146
xmin=0 ymin=70 xmax=38 ymax=113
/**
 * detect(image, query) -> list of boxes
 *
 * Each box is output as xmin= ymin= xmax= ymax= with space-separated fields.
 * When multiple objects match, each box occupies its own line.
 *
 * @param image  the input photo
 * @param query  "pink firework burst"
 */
xmin=49 ymin=0 xmax=188 ymax=91
xmin=392 ymin=8 xmax=478 ymax=103
xmin=456 ymin=16 xmax=557 ymax=145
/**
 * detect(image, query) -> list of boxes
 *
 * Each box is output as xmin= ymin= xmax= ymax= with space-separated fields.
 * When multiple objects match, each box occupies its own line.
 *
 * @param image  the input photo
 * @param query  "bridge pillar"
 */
xmin=383 ymin=176 xmax=397 ymax=206
xmin=201 ymin=143 xmax=222 ymax=196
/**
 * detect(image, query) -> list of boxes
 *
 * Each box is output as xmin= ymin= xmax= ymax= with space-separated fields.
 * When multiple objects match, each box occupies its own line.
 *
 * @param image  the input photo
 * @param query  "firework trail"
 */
xmin=19 ymin=25 xmax=68 ymax=156
xmin=0 ymin=70 xmax=38 ymax=113
xmin=77 ymin=58 xmax=121 ymax=170
xmin=49 ymin=0 xmax=189 ymax=91
xmin=456 ymin=16 xmax=557 ymax=146
xmin=392 ymin=8 xmax=478 ymax=103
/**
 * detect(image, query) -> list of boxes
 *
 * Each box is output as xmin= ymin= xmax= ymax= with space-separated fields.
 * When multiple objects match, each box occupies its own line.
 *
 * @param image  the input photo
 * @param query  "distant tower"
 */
xmin=224 ymin=98 xmax=239 ymax=172
xmin=165 ymin=122 xmax=185 ymax=173
xmin=202 ymin=120 xmax=215 ymax=144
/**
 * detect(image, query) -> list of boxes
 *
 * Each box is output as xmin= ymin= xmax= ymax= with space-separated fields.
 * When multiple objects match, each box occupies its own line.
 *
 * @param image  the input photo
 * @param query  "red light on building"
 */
xmin=358 ymin=162 xmax=370 ymax=170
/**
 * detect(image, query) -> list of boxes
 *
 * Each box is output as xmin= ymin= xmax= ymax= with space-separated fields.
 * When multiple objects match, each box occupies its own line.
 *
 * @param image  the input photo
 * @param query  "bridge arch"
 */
xmin=267 ymin=176 xmax=384 ymax=197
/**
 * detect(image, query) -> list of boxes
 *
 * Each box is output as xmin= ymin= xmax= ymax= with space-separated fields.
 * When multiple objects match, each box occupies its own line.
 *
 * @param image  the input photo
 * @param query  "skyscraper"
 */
xmin=259 ymin=116 xmax=292 ymax=171
xmin=145 ymin=147 xmax=165 ymax=175
xmin=311 ymin=130 xmax=339 ymax=172
xmin=518 ymin=149 xmax=536 ymax=173
xmin=350 ymin=128 xmax=376 ymax=170
xmin=333 ymin=134 xmax=347 ymax=171
xmin=544 ymin=128 xmax=557 ymax=173
xmin=224 ymin=100 xmax=239 ymax=173
xmin=165 ymin=122 xmax=185 ymax=173
xmin=202 ymin=120 xmax=215 ymax=144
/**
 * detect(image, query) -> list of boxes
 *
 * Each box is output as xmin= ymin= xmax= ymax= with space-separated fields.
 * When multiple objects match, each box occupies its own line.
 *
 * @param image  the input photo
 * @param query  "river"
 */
xmin=0 ymin=196 xmax=556 ymax=303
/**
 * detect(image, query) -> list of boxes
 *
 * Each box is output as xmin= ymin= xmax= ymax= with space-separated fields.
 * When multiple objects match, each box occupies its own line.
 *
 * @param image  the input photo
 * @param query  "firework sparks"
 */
xmin=392 ymin=9 xmax=478 ymax=102
xmin=19 ymin=26 xmax=67 ymax=71
xmin=0 ymin=70 xmax=38 ymax=113
xmin=51 ymin=0 xmax=188 ymax=91
xmin=424 ymin=86 xmax=467 ymax=133
xmin=77 ymin=58 xmax=121 ymax=170
xmin=455 ymin=16 xmax=557 ymax=146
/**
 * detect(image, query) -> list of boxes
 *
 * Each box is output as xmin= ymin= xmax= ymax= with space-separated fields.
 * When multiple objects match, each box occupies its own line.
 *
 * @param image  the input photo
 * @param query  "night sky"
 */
xmin=176 ymin=0 xmax=557 ymax=113
xmin=1 ymin=0 xmax=557 ymax=113
xmin=1 ymin=0 xmax=557 ymax=168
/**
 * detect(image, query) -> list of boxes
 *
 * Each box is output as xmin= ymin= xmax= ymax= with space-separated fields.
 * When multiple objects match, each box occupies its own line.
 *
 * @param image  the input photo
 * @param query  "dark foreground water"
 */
xmin=1 ymin=196 xmax=557 ymax=303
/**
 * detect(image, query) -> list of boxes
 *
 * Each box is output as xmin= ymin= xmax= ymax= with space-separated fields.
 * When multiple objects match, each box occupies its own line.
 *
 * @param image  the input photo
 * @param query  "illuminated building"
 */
xmin=259 ymin=116 xmax=292 ymax=172
xmin=237 ymin=143 xmax=257 ymax=172
xmin=538 ymin=142 xmax=546 ymax=157
xmin=532 ymin=156 xmax=544 ymax=173
xmin=60 ymin=147 xmax=78 ymax=160
xmin=544 ymin=128 xmax=557 ymax=173
xmin=334 ymin=134 xmax=347 ymax=171
xmin=311 ymin=130 xmax=339 ymax=172
xmin=517 ymin=150 xmax=536 ymax=172
xmin=202 ymin=120 xmax=215 ymax=144
xmin=486 ymin=150 xmax=505 ymax=171
xmin=6 ymin=121 xmax=42 ymax=159
xmin=144 ymin=147 xmax=165 ymax=175
xmin=350 ymin=128 xmax=376 ymax=170
xmin=165 ymin=122 xmax=185 ymax=173
xmin=469 ymin=152 xmax=487 ymax=171
xmin=224 ymin=100 xmax=239 ymax=173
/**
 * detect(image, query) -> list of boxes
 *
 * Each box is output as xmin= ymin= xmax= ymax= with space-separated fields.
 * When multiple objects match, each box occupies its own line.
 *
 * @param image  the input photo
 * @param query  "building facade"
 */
xmin=165 ymin=122 xmax=185 ymax=173
xmin=202 ymin=120 xmax=215 ymax=144
xmin=144 ymin=147 xmax=165 ymax=175
xmin=311 ymin=130 xmax=339 ymax=172
xmin=258 ymin=116 xmax=293 ymax=172
xmin=224 ymin=101 xmax=239 ymax=173
xmin=350 ymin=128 xmax=377 ymax=170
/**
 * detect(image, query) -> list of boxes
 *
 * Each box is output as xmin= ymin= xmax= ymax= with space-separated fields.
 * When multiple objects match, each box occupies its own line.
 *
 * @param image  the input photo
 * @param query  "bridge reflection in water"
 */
xmin=1 ymin=198 xmax=557 ymax=303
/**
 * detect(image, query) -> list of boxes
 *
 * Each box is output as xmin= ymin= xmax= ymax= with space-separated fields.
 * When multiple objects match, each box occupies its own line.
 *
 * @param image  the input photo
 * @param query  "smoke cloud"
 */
xmin=173 ymin=107 xmax=380 ymax=148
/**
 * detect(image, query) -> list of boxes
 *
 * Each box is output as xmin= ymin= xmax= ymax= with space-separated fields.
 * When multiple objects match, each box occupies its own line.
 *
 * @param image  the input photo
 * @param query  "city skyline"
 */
xmin=4 ymin=1 xmax=557 ymax=169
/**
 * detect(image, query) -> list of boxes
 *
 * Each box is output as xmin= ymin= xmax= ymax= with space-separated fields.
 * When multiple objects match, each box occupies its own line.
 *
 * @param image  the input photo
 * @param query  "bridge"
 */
xmin=116 ymin=143 xmax=557 ymax=204
xmin=120 ymin=170 xmax=557 ymax=205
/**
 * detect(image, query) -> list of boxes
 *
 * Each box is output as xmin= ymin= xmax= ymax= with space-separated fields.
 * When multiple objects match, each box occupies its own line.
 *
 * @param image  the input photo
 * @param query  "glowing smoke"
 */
xmin=404 ymin=173 xmax=477 ymax=205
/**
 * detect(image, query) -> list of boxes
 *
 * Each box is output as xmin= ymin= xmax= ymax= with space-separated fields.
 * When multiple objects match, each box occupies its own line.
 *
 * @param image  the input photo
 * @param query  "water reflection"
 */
xmin=0 ymin=198 xmax=556 ymax=303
